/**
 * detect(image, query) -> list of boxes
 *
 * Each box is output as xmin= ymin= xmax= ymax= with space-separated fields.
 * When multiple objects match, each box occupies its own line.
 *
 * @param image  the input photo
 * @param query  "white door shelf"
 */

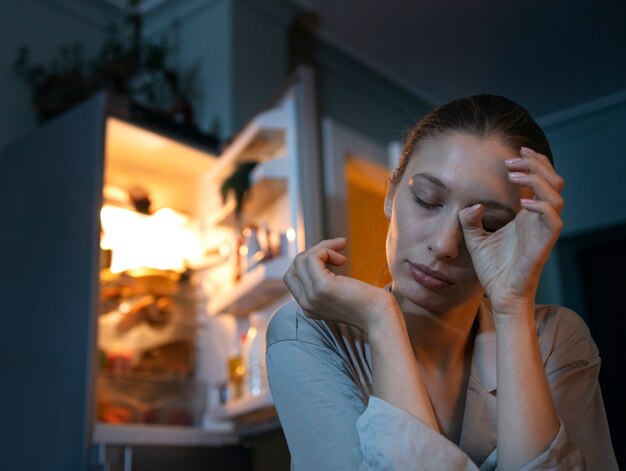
xmin=210 ymin=391 xmax=274 ymax=420
xmin=250 ymin=156 xmax=290 ymax=181
xmin=210 ymin=158 xmax=289 ymax=228
xmin=208 ymin=256 xmax=291 ymax=316
xmin=93 ymin=422 xmax=236 ymax=446
xmin=212 ymin=106 xmax=289 ymax=183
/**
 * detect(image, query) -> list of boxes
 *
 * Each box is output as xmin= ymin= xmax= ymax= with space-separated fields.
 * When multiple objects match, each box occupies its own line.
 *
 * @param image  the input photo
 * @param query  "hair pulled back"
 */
xmin=390 ymin=94 xmax=553 ymax=186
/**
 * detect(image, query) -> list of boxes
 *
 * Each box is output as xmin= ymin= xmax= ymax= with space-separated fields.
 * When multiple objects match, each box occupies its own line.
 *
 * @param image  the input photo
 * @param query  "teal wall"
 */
xmin=317 ymin=42 xmax=433 ymax=153
xmin=0 ymin=0 xmax=118 ymax=150
xmin=543 ymin=94 xmax=626 ymax=236
xmin=1 ymin=0 xmax=234 ymax=147
xmin=231 ymin=0 xmax=300 ymax=133
xmin=146 ymin=0 xmax=234 ymax=138
xmin=536 ymin=92 xmax=626 ymax=307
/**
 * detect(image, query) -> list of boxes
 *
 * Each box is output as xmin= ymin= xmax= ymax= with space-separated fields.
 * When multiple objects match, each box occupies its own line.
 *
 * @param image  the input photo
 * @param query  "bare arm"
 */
xmin=493 ymin=304 xmax=559 ymax=470
xmin=366 ymin=300 xmax=439 ymax=431
xmin=459 ymin=146 xmax=566 ymax=469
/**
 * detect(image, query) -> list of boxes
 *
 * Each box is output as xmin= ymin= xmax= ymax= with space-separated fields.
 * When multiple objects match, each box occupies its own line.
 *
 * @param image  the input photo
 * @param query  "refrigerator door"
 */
xmin=0 ymin=94 xmax=106 ymax=471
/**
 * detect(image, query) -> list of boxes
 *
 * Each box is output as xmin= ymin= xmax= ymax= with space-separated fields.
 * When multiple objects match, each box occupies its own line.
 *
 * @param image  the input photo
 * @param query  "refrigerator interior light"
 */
xmin=100 ymin=204 xmax=203 ymax=273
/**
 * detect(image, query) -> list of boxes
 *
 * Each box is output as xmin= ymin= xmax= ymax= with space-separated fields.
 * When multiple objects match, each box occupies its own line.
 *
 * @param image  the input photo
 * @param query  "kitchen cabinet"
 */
xmin=0 ymin=67 xmax=322 ymax=471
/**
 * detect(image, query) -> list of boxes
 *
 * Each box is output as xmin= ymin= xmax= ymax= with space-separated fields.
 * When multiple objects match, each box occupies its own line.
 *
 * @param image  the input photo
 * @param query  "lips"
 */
xmin=408 ymin=262 xmax=453 ymax=290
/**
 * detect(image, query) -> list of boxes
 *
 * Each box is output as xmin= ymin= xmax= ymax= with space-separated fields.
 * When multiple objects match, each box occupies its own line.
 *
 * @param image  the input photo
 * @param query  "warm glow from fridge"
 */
xmin=100 ymin=205 xmax=203 ymax=273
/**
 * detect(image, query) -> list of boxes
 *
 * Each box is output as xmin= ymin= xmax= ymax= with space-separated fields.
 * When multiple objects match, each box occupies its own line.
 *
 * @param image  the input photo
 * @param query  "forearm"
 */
xmin=494 ymin=304 xmax=560 ymax=470
xmin=367 ymin=303 xmax=439 ymax=431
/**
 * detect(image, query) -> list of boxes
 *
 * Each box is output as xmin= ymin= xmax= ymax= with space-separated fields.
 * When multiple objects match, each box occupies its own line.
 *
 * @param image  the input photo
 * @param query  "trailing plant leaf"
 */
xmin=12 ymin=0 xmax=188 ymax=123
xmin=220 ymin=161 xmax=259 ymax=219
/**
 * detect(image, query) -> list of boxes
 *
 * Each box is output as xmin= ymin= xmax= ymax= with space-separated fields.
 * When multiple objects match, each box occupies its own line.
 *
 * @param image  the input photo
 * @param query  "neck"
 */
xmin=392 ymin=287 xmax=482 ymax=371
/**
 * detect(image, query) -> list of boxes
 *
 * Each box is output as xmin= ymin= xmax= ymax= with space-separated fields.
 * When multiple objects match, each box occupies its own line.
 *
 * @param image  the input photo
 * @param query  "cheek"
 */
xmin=385 ymin=211 xmax=406 ymax=271
xmin=385 ymin=207 xmax=416 ymax=267
xmin=385 ymin=220 xmax=398 ymax=266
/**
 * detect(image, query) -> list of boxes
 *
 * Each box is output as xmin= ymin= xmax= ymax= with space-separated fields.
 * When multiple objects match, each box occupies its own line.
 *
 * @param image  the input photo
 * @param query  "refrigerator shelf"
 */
xmin=210 ymin=391 xmax=274 ymax=420
xmin=208 ymin=256 xmax=290 ymax=316
xmin=213 ymin=106 xmax=289 ymax=182
xmin=93 ymin=422 xmax=236 ymax=446
xmin=209 ymin=163 xmax=288 ymax=228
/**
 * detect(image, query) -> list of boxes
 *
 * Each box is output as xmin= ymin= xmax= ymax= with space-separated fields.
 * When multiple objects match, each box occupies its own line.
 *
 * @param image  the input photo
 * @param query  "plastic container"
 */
xmin=96 ymin=372 xmax=207 ymax=426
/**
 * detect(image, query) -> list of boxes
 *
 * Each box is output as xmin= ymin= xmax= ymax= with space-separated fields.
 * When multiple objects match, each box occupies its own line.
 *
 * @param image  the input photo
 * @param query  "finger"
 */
xmin=520 ymin=146 xmax=554 ymax=171
xmin=505 ymin=148 xmax=559 ymax=186
xmin=508 ymin=172 xmax=564 ymax=213
xmin=283 ymin=265 xmax=305 ymax=305
xmin=520 ymin=199 xmax=564 ymax=235
xmin=302 ymin=244 xmax=348 ymax=302
xmin=459 ymin=204 xmax=485 ymax=231
xmin=305 ymin=248 xmax=346 ymax=287
xmin=317 ymin=237 xmax=348 ymax=252
xmin=293 ymin=252 xmax=315 ymax=298
xmin=298 ymin=238 xmax=348 ymax=274
xmin=312 ymin=245 xmax=348 ymax=266
xmin=293 ymin=244 xmax=344 ymax=287
xmin=505 ymin=147 xmax=564 ymax=192
xmin=303 ymin=238 xmax=348 ymax=285
xmin=458 ymin=204 xmax=489 ymax=251
xmin=290 ymin=238 xmax=349 ymax=308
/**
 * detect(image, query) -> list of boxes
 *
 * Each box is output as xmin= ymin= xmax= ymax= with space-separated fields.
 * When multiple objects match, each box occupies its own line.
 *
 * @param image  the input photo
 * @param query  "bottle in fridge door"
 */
xmin=241 ymin=310 xmax=271 ymax=398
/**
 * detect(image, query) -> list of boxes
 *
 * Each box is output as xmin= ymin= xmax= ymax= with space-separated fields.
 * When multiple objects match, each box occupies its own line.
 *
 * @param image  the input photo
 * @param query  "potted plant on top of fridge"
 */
xmin=13 ymin=0 xmax=194 ymax=126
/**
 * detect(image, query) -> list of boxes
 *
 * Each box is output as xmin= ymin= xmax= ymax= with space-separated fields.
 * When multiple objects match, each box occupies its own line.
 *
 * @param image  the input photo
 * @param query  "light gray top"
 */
xmin=266 ymin=298 xmax=618 ymax=470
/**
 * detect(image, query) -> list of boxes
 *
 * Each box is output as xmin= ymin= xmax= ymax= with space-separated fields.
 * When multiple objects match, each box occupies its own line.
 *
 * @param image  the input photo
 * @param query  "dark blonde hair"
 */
xmin=390 ymin=94 xmax=553 ymax=186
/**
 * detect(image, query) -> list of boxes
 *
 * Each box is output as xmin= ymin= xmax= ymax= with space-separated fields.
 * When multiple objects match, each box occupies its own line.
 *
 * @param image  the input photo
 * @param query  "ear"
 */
xmin=384 ymin=186 xmax=395 ymax=219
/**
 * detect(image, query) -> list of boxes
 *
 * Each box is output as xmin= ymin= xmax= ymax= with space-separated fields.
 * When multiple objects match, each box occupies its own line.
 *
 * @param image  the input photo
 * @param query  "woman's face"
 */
xmin=385 ymin=132 xmax=530 ymax=314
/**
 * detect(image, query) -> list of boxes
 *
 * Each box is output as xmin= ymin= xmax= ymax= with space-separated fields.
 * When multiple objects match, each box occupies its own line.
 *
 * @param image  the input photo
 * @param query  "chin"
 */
xmin=392 ymin=271 xmax=480 ymax=315
xmin=393 ymin=275 xmax=451 ymax=312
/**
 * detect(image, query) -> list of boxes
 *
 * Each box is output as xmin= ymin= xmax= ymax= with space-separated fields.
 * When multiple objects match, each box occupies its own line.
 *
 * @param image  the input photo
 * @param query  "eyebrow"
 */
xmin=410 ymin=172 xmax=516 ymax=219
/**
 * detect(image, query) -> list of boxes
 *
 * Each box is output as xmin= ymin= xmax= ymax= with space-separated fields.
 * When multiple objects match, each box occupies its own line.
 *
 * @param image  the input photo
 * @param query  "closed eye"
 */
xmin=414 ymin=196 xmax=440 ymax=210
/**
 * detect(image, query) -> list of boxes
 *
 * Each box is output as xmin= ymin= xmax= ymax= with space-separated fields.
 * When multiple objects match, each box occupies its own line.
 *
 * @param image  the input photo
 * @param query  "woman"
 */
xmin=266 ymin=95 xmax=617 ymax=470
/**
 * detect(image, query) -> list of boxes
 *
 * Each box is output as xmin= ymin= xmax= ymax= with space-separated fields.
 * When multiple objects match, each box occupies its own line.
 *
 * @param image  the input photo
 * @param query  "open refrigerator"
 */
xmin=0 ymin=67 xmax=322 ymax=470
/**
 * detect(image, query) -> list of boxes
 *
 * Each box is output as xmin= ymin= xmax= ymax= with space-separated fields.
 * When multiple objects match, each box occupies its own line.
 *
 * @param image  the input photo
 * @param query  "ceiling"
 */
xmin=297 ymin=0 xmax=626 ymax=117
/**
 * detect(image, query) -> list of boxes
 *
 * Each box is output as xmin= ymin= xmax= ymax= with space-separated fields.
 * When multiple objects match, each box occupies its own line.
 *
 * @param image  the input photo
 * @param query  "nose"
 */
xmin=428 ymin=213 xmax=464 ymax=260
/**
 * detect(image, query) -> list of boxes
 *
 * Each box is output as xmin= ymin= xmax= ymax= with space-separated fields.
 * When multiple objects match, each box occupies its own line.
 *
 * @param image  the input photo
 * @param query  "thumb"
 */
xmin=458 ymin=204 xmax=487 ymax=250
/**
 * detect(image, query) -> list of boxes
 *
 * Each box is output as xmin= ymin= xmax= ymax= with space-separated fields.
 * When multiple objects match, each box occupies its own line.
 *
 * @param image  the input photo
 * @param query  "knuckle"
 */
xmin=305 ymin=253 xmax=317 ymax=268
xmin=526 ymin=173 xmax=539 ymax=185
xmin=285 ymin=264 xmax=297 ymax=278
xmin=555 ymin=195 xmax=565 ymax=211
xmin=555 ymin=175 xmax=565 ymax=191
xmin=301 ymin=299 xmax=313 ymax=312
xmin=535 ymin=152 xmax=551 ymax=166
xmin=555 ymin=218 xmax=564 ymax=232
